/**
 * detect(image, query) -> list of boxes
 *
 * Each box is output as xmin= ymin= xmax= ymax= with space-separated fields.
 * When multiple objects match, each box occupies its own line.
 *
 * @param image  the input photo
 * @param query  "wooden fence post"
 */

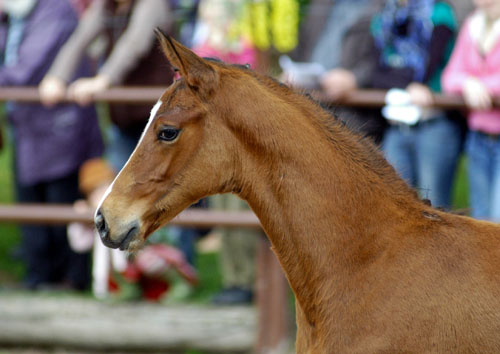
xmin=255 ymin=235 xmax=291 ymax=353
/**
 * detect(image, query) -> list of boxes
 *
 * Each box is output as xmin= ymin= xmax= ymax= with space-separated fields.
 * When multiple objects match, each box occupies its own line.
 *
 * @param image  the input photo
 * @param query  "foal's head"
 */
xmin=95 ymin=32 xmax=257 ymax=250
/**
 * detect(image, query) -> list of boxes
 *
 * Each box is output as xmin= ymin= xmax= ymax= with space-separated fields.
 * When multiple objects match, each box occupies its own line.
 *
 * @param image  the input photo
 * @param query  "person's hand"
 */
xmin=68 ymin=75 xmax=111 ymax=106
xmin=39 ymin=76 xmax=67 ymax=107
xmin=463 ymin=77 xmax=492 ymax=110
xmin=73 ymin=199 xmax=90 ymax=214
xmin=279 ymin=71 xmax=294 ymax=86
xmin=320 ymin=69 xmax=357 ymax=100
xmin=406 ymin=82 xmax=433 ymax=107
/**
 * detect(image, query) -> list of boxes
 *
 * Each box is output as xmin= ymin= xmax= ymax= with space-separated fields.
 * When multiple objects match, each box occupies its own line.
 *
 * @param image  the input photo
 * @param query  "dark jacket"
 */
xmin=0 ymin=0 xmax=103 ymax=186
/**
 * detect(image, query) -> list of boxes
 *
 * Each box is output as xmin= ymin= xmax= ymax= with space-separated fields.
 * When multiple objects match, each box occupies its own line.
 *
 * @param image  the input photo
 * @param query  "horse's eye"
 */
xmin=158 ymin=127 xmax=181 ymax=142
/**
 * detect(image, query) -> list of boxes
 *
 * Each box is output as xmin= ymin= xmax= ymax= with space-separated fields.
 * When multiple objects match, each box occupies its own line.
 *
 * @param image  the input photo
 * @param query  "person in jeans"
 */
xmin=372 ymin=0 xmax=465 ymax=209
xmin=442 ymin=0 xmax=500 ymax=220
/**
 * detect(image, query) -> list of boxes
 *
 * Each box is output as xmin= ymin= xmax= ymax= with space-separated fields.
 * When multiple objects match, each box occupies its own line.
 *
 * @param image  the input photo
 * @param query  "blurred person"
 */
xmin=0 ymin=0 xmax=104 ymax=290
xmin=38 ymin=0 xmax=204 ymax=300
xmin=442 ymin=0 xmax=500 ymax=220
xmin=209 ymin=194 xmax=258 ymax=305
xmin=283 ymin=0 xmax=387 ymax=143
xmin=39 ymin=0 xmax=174 ymax=173
xmin=191 ymin=0 xmax=257 ymax=68
xmin=302 ymin=0 xmax=380 ymax=75
xmin=372 ymin=0 xmax=465 ymax=209
xmin=319 ymin=5 xmax=387 ymax=144
xmin=70 ymin=0 xmax=93 ymax=16
xmin=454 ymin=0 xmax=476 ymax=26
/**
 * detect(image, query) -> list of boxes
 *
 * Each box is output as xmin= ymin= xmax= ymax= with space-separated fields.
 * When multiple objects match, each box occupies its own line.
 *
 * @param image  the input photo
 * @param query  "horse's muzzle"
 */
xmin=95 ymin=208 xmax=139 ymax=250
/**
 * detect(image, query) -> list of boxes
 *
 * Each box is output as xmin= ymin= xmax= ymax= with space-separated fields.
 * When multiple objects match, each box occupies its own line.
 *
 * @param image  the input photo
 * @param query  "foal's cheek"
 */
xmin=132 ymin=144 xmax=171 ymax=182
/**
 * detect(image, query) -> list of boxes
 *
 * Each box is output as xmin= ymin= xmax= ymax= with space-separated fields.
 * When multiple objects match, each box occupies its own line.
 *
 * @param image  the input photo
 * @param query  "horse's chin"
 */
xmin=122 ymin=221 xmax=161 ymax=253
xmin=120 ymin=209 xmax=179 ymax=253
xmin=124 ymin=236 xmax=146 ymax=254
xmin=112 ymin=225 xmax=148 ymax=254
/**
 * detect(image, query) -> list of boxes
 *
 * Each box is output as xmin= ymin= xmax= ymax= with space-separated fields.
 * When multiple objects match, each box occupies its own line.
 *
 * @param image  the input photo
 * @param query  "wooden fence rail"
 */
xmin=0 ymin=204 xmax=260 ymax=228
xmin=0 ymin=86 xmax=499 ymax=108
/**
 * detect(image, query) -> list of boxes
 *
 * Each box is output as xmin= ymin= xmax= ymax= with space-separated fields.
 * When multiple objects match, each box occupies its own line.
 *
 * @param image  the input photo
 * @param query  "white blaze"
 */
xmin=95 ymin=100 xmax=163 ymax=217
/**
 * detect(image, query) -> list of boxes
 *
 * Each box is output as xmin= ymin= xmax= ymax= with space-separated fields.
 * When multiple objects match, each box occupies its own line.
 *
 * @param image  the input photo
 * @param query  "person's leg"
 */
xmin=226 ymin=197 xmax=257 ymax=289
xmin=169 ymin=198 xmax=208 ymax=267
xmin=209 ymin=193 xmax=229 ymax=278
xmin=218 ymin=197 xmax=238 ymax=289
xmin=228 ymin=229 xmax=258 ymax=288
xmin=16 ymin=181 xmax=51 ymax=289
xmin=465 ymin=131 xmax=492 ymax=220
xmin=213 ymin=195 xmax=257 ymax=304
xmin=45 ymin=170 xmax=90 ymax=290
xmin=487 ymin=138 xmax=500 ymax=222
xmin=416 ymin=117 xmax=463 ymax=209
xmin=214 ymin=232 xmax=256 ymax=304
xmin=383 ymin=126 xmax=417 ymax=187
xmin=177 ymin=228 xmax=197 ymax=266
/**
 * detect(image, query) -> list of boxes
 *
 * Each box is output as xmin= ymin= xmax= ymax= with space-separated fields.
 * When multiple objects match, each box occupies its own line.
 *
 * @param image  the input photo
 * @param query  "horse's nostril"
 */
xmin=94 ymin=209 xmax=108 ymax=236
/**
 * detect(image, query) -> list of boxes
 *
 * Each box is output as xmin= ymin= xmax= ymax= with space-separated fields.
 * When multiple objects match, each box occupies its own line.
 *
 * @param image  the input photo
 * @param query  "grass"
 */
xmin=0 ymin=120 xmax=24 ymax=284
xmin=190 ymin=251 xmax=222 ymax=303
xmin=451 ymin=156 xmax=469 ymax=211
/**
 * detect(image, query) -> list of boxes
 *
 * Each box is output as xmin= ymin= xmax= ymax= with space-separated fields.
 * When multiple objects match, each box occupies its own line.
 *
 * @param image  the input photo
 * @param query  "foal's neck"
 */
xmin=226 ymin=86 xmax=423 ymax=324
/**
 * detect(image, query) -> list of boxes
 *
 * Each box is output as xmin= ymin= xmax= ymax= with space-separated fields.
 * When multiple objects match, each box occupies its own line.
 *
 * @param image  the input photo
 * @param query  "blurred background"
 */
xmin=0 ymin=0 xmax=495 ymax=352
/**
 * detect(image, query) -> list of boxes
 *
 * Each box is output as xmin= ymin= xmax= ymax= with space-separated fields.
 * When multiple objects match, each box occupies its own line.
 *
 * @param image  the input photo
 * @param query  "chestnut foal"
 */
xmin=96 ymin=32 xmax=500 ymax=353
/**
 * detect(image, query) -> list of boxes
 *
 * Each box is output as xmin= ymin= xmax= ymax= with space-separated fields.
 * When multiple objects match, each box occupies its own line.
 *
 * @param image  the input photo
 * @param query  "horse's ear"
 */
xmin=155 ymin=29 xmax=217 ymax=94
